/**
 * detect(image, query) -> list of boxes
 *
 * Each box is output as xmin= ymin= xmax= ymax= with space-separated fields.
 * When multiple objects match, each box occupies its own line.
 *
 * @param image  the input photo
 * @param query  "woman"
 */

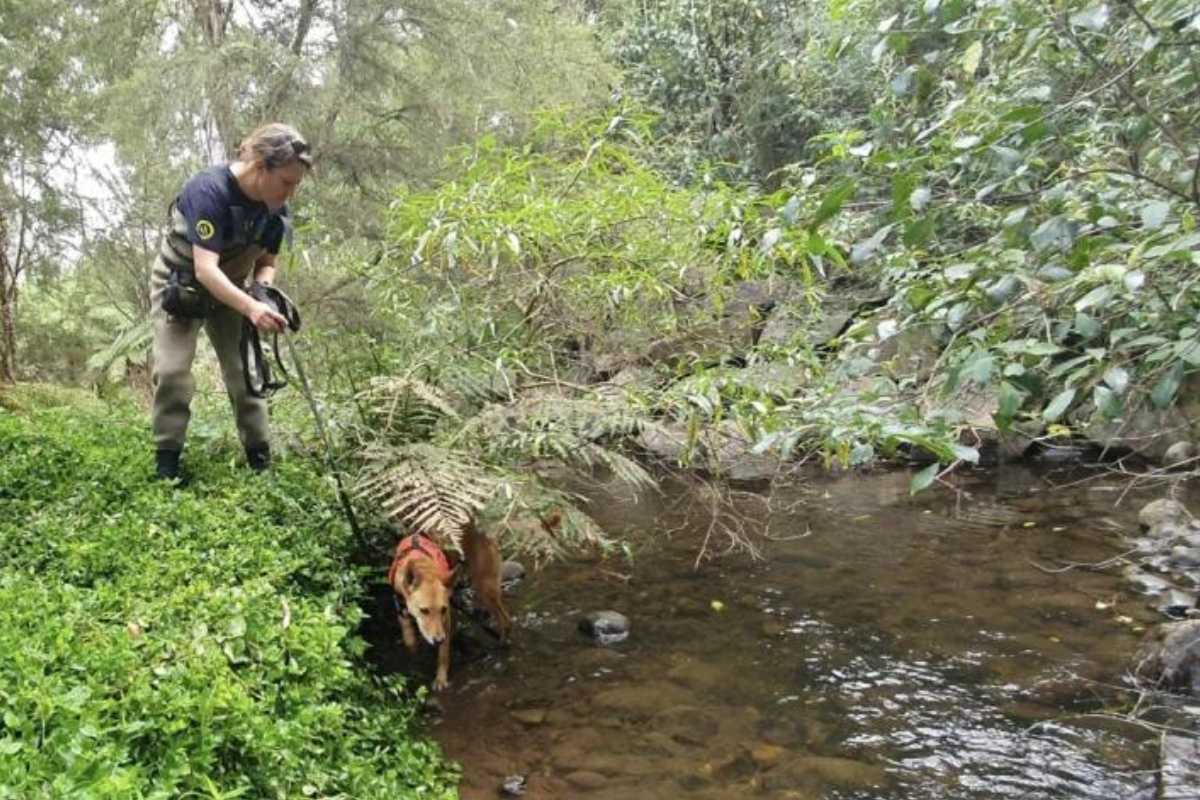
xmin=149 ymin=122 xmax=312 ymax=480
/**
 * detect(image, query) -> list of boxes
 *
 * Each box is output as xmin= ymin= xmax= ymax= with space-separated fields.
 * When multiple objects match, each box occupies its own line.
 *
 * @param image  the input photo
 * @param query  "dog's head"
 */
xmin=393 ymin=558 xmax=459 ymax=646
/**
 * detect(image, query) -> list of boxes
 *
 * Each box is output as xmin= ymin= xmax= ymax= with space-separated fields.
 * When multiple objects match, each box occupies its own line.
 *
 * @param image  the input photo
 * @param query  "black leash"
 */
xmin=242 ymin=283 xmax=302 ymax=399
xmin=242 ymin=282 xmax=367 ymax=550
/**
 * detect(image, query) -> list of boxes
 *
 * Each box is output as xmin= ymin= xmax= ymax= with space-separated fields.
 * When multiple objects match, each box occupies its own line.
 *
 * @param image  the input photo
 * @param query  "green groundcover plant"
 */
xmin=0 ymin=389 xmax=456 ymax=800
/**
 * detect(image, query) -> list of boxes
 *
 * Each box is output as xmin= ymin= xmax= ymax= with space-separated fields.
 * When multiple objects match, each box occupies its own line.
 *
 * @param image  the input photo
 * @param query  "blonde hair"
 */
xmin=237 ymin=123 xmax=313 ymax=170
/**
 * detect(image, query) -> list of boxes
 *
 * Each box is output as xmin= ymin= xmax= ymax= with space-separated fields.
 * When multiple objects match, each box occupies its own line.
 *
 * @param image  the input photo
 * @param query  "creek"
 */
xmin=388 ymin=465 xmax=1178 ymax=799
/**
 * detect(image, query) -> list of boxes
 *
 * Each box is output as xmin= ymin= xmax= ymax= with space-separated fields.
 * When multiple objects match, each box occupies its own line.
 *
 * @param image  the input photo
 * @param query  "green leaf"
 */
xmin=961 ymin=41 xmax=983 ymax=76
xmin=810 ymin=180 xmax=857 ymax=229
xmin=1022 ymin=342 xmax=1064 ymax=357
xmin=1176 ymin=339 xmax=1200 ymax=366
xmin=951 ymin=444 xmax=980 ymax=464
xmin=1069 ymin=5 xmax=1110 ymax=31
xmin=903 ymin=215 xmax=936 ymax=246
xmin=910 ymin=463 xmax=940 ymax=494
xmin=1103 ymin=366 xmax=1130 ymax=394
xmin=1093 ymin=385 xmax=1123 ymax=420
xmin=1141 ymin=201 xmax=1171 ymax=230
xmin=1031 ymin=216 xmax=1078 ymax=252
xmin=1074 ymin=285 xmax=1113 ymax=312
xmin=1042 ymin=388 xmax=1076 ymax=422
xmin=962 ymin=353 xmax=994 ymax=385
xmin=995 ymin=382 xmax=1023 ymax=431
xmin=1151 ymin=363 xmax=1185 ymax=408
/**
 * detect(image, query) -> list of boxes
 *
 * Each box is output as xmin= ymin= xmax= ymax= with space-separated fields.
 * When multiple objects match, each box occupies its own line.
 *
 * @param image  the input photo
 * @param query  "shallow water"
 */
xmin=391 ymin=466 xmax=1177 ymax=799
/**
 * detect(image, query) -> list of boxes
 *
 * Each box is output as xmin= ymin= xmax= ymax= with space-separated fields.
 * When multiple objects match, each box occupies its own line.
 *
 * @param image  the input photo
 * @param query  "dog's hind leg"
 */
xmin=463 ymin=524 xmax=512 ymax=644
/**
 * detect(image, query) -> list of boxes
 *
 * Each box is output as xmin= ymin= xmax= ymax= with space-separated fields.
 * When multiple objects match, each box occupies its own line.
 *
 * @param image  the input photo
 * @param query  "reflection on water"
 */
xmin=404 ymin=467 xmax=1168 ymax=799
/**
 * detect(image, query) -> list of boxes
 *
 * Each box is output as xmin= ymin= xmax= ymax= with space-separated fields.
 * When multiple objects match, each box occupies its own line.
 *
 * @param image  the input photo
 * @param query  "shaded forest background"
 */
xmin=4 ymin=0 xmax=1200 ymax=522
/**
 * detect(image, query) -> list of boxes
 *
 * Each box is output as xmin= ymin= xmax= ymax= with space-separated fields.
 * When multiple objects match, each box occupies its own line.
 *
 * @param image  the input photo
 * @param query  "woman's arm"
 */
xmin=193 ymin=246 xmax=287 ymax=332
xmin=252 ymin=253 xmax=277 ymax=286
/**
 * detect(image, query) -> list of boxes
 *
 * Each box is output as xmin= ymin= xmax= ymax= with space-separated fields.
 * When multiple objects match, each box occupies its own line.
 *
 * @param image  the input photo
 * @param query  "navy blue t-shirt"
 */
xmin=176 ymin=165 xmax=289 ymax=255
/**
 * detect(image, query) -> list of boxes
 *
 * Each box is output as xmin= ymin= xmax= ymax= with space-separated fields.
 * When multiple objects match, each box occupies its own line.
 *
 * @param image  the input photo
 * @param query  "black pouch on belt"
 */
xmin=162 ymin=269 xmax=217 ymax=319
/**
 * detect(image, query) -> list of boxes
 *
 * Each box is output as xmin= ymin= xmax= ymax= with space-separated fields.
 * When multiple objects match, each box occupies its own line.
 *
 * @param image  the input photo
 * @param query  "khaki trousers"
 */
xmin=149 ymin=255 xmax=269 ymax=452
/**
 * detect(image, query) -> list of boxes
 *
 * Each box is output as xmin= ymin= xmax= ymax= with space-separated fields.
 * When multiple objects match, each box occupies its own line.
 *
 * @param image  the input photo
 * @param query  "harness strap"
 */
xmin=388 ymin=533 xmax=454 ymax=586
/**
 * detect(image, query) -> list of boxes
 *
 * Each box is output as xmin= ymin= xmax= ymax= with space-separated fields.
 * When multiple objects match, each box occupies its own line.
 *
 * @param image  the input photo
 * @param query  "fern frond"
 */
xmin=356 ymin=442 xmax=496 ymax=548
xmin=435 ymin=358 xmax=515 ymax=407
xmin=482 ymin=484 xmax=610 ymax=562
xmin=355 ymin=376 xmax=460 ymax=444
xmin=87 ymin=319 xmax=154 ymax=372
xmin=459 ymin=392 xmax=653 ymax=486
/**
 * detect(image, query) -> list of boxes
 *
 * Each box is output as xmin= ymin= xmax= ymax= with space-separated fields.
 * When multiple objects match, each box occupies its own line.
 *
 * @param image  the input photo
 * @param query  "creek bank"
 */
xmin=580 ymin=279 xmax=1200 ymax=481
xmin=1127 ymin=499 xmax=1200 ymax=800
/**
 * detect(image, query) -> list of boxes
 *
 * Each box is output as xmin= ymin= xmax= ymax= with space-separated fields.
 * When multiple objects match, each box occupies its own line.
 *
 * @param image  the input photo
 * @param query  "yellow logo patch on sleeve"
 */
xmin=196 ymin=220 xmax=215 ymax=240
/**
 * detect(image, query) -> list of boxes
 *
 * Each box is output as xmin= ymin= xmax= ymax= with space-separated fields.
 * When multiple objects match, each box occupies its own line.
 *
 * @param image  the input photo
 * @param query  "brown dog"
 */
xmin=389 ymin=525 xmax=511 ymax=691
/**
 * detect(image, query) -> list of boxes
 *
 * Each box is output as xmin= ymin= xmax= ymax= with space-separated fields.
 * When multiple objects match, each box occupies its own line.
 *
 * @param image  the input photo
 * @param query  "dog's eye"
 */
xmin=419 ymin=608 xmax=430 ymax=616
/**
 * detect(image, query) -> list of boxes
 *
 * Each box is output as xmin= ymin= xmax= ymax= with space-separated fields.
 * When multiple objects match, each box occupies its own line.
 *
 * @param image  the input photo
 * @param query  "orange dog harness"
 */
xmin=388 ymin=533 xmax=453 ymax=585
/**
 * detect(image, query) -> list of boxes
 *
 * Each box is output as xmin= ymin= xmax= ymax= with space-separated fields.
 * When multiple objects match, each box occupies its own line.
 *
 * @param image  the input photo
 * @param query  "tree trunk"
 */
xmin=191 ymin=0 xmax=238 ymax=157
xmin=0 ymin=204 xmax=16 ymax=384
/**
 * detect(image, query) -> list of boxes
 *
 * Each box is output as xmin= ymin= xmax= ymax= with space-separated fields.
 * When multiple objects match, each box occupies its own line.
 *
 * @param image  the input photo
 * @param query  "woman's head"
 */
xmin=236 ymin=123 xmax=312 ymax=209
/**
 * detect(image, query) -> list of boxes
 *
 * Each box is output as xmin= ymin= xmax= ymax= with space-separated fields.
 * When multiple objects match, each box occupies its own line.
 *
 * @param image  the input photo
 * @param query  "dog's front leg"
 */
xmin=433 ymin=614 xmax=452 ymax=691
xmin=399 ymin=614 xmax=418 ymax=653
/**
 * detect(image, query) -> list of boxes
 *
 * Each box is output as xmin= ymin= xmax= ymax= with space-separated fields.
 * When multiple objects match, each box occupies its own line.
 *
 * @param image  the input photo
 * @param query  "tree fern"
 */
xmin=355 ymin=376 xmax=460 ymax=444
xmin=459 ymin=392 xmax=655 ymax=488
xmin=434 ymin=358 xmax=516 ymax=407
xmin=355 ymin=442 xmax=496 ymax=548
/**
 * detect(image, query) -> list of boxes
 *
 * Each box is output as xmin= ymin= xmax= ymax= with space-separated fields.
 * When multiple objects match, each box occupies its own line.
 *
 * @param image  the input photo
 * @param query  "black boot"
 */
xmin=155 ymin=449 xmax=182 ymax=480
xmin=246 ymin=444 xmax=271 ymax=473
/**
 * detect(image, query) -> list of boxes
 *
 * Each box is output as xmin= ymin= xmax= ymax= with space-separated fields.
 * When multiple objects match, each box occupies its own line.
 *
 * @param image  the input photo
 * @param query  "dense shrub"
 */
xmin=0 ymin=391 xmax=456 ymax=799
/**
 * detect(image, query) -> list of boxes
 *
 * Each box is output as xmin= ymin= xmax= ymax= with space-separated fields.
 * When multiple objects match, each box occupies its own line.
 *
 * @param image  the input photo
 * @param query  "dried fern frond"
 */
xmin=356 ymin=442 xmax=496 ymax=548
xmin=355 ymin=376 xmax=460 ymax=444
xmin=482 ymin=483 xmax=610 ymax=563
xmin=463 ymin=392 xmax=645 ymax=443
xmin=434 ymin=358 xmax=515 ymax=407
xmin=459 ymin=393 xmax=654 ymax=487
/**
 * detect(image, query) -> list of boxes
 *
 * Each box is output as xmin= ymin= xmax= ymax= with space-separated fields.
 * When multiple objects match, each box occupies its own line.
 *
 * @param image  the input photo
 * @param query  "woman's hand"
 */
xmin=248 ymin=301 xmax=288 ymax=333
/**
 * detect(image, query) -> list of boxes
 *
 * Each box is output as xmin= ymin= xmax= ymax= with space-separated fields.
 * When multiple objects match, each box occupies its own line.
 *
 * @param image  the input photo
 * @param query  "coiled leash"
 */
xmin=241 ymin=283 xmax=302 ymax=399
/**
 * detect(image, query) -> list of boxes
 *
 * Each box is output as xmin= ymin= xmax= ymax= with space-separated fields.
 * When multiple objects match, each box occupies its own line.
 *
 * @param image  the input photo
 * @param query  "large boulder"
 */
xmin=1136 ymin=620 xmax=1200 ymax=696
xmin=637 ymin=420 xmax=784 ymax=481
xmin=1084 ymin=405 xmax=1195 ymax=464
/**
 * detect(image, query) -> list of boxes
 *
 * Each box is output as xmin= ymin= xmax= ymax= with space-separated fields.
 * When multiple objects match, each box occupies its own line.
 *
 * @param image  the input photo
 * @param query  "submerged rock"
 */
xmin=1140 ymin=499 xmax=1193 ymax=531
xmin=578 ymin=610 xmax=630 ymax=644
xmin=1162 ymin=441 xmax=1198 ymax=469
xmin=1137 ymin=620 xmax=1200 ymax=696
xmin=499 ymin=560 xmax=525 ymax=588
xmin=1161 ymin=734 xmax=1200 ymax=800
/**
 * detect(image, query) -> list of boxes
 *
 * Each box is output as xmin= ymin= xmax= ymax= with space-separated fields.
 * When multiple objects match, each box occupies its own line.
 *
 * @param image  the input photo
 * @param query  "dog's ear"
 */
xmin=398 ymin=561 xmax=420 ymax=596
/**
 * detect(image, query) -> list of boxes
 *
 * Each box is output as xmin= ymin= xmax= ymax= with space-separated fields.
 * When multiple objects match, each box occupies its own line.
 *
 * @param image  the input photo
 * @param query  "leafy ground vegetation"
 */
xmin=0 ymin=385 xmax=456 ymax=800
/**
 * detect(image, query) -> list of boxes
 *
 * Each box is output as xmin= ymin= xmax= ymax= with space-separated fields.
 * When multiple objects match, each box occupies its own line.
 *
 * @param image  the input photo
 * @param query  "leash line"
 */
xmin=283 ymin=329 xmax=367 ymax=551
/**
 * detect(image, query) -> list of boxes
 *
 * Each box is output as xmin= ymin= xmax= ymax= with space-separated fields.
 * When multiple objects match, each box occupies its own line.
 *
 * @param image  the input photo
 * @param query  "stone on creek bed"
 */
xmin=1140 ymin=499 xmax=1193 ymax=531
xmin=1161 ymin=733 xmax=1200 ymax=800
xmin=578 ymin=610 xmax=630 ymax=644
xmin=759 ymin=755 xmax=889 ymax=792
xmin=1137 ymin=619 xmax=1200 ymax=696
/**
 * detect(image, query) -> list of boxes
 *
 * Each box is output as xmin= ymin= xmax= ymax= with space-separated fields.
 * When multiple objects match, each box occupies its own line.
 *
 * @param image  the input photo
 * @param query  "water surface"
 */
xmin=407 ymin=467 xmax=1170 ymax=799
